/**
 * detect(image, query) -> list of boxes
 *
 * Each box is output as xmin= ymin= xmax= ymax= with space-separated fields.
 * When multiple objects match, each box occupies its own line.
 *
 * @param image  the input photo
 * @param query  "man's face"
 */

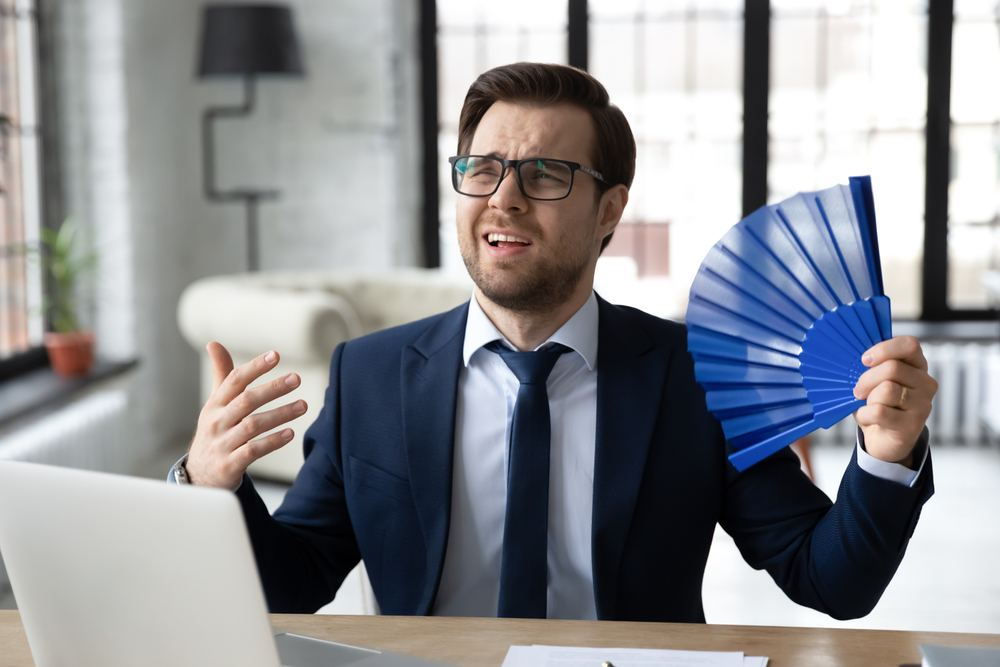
xmin=456 ymin=102 xmax=619 ymax=314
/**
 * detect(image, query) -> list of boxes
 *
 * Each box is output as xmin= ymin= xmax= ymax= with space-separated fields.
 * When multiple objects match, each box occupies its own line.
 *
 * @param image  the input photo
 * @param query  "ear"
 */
xmin=595 ymin=184 xmax=629 ymax=247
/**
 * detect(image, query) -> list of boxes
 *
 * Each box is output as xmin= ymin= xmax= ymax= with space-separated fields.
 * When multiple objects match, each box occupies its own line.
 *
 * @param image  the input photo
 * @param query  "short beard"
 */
xmin=461 ymin=241 xmax=590 ymax=315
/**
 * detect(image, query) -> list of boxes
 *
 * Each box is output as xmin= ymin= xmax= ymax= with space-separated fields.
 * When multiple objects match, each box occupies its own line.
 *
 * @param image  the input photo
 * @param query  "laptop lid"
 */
xmin=0 ymin=461 xmax=452 ymax=667
xmin=0 ymin=460 xmax=280 ymax=667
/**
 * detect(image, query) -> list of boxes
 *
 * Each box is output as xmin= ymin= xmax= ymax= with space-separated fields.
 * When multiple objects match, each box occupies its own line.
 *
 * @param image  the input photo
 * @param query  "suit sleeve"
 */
xmin=235 ymin=342 xmax=362 ymax=613
xmin=719 ymin=437 xmax=933 ymax=620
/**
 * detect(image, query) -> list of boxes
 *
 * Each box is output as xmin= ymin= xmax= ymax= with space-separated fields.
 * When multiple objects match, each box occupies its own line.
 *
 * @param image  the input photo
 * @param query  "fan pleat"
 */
xmin=719 ymin=221 xmax=830 ymax=317
xmin=705 ymin=386 xmax=809 ymax=414
xmin=849 ymin=299 xmax=883 ymax=345
xmin=744 ymin=210 xmax=842 ymax=311
xmin=686 ymin=300 xmax=801 ymax=356
xmin=687 ymin=329 xmax=799 ymax=369
xmin=695 ymin=360 xmax=801 ymax=385
xmin=835 ymin=307 xmax=875 ymax=349
xmin=689 ymin=272 xmax=809 ymax=342
xmin=824 ymin=313 xmax=869 ymax=355
xmin=701 ymin=248 xmax=818 ymax=329
xmin=816 ymin=190 xmax=873 ymax=299
xmin=775 ymin=201 xmax=856 ymax=306
xmin=687 ymin=176 xmax=891 ymax=471
xmin=721 ymin=403 xmax=815 ymax=439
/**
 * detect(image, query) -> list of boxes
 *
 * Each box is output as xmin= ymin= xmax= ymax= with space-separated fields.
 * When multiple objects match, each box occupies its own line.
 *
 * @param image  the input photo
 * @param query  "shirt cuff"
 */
xmin=855 ymin=425 xmax=929 ymax=488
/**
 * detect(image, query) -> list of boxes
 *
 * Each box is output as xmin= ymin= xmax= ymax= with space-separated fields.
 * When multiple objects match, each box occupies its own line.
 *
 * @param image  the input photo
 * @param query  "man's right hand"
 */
xmin=185 ymin=342 xmax=308 ymax=489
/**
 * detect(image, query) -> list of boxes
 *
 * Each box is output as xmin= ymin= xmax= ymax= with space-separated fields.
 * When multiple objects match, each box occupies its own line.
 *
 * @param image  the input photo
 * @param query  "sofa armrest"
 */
xmin=178 ymin=278 xmax=363 ymax=363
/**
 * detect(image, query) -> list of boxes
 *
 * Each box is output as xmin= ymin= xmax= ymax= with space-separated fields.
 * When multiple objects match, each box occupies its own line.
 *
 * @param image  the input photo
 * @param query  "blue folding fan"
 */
xmin=685 ymin=176 xmax=890 ymax=472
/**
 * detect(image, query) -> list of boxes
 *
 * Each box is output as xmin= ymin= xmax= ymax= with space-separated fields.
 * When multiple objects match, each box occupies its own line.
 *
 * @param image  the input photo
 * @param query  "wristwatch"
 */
xmin=172 ymin=456 xmax=191 ymax=485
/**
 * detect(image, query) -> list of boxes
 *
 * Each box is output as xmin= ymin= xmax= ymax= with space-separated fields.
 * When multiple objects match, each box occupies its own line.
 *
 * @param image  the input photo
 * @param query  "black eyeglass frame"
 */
xmin=448 ymin=155 xmax=607 ymax=201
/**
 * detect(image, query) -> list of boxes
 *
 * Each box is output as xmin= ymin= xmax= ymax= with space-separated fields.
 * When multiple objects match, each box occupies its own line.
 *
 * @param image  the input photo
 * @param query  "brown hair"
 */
xmin=457 ymin=62 xmax=636 ymax=252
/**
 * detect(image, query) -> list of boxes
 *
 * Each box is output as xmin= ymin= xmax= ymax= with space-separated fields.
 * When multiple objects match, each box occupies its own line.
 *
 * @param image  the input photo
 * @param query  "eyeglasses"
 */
xmin=448 ymin=155 xmax=607 ymax=201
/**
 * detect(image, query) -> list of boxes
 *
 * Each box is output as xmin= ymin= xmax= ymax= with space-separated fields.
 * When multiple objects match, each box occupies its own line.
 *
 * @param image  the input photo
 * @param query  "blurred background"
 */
xmin=0 ymin=0 xmax=998 ymax=635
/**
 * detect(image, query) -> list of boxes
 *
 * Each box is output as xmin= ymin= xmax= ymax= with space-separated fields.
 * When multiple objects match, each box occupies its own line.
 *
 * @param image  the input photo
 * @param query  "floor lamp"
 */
xmin=197 ymin=4 xmax=304 ymax=271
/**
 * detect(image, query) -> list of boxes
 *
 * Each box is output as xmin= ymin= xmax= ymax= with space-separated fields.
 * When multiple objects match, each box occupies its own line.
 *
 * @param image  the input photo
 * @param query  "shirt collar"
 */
xmin=463 ymin=290 xmax=598 ymax=371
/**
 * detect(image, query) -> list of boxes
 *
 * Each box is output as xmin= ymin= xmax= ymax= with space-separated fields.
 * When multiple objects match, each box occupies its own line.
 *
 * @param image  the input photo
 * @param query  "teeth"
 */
xmin=487 ymin=233 xmax=530 ymax=244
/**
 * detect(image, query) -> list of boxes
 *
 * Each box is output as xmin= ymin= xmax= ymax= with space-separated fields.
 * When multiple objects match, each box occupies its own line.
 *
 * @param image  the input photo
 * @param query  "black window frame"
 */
xmin=421 ymin=0 xmax=991 ymax=323
xmin=0 ymin=0 xmax=62 ymax=383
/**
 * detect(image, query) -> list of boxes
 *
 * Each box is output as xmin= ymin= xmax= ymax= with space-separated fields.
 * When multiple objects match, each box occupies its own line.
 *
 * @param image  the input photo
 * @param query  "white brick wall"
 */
xmin=49 ymin=0 xmax=422 ymax=458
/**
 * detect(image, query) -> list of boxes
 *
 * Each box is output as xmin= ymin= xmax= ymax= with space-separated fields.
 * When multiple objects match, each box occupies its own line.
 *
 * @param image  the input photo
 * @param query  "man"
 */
xmin=173 ymin=63 xmax=935 ymax=622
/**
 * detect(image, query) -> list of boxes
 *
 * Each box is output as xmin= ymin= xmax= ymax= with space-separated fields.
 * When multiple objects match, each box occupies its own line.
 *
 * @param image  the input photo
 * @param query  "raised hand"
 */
xmin=185 ymin=342 xmax=308 ymax=489
xmin=853 ymin=336 xmax=937 ymax=469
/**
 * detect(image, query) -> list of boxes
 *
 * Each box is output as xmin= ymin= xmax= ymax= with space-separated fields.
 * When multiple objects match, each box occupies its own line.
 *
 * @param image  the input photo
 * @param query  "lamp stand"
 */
xmin=201 ymin=75 xmax=279 ymax=271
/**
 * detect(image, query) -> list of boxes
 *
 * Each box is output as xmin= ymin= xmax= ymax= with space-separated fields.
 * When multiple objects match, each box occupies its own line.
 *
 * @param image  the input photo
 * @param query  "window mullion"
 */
xmin=922 ymin=0 xmax=953 ymax=321
xmin=742 ymin=0 xmax=769 ymax=219
xmin=568 ymin=0 xmax=588 ymax=71
xmin=420 ymin=0 xmax=439 ymax=269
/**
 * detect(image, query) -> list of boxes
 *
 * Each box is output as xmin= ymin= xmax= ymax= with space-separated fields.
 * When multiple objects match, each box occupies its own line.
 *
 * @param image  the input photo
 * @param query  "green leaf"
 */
xmin=54 ymin=217 xmax=77 ymax=258
xmin=25 ymin=216 xmax=99 ymax=333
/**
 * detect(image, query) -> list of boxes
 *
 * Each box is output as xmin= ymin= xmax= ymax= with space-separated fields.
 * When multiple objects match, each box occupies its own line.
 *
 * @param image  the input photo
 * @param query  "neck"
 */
xmin=475 ymin=282 xmax=592 ymax=352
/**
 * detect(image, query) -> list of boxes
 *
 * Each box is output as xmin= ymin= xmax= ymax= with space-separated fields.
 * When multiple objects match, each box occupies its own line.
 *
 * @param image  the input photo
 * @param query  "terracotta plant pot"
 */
xmin=44 ymin=331 xmax=95 ymax=378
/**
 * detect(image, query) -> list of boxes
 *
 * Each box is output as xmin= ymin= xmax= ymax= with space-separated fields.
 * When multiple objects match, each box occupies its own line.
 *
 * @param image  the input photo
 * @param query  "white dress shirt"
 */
xmin=429 ymin=290 xmax=928 ymax=619
xmin=432 ymin=291 xmax=600 ymax=619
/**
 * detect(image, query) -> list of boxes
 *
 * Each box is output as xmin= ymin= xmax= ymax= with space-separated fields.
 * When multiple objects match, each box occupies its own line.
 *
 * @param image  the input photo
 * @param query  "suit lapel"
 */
xmin=400 ymin=302 xmax=469 ymax=615
xmin=592 ymin=296 xmax=672 ymax=620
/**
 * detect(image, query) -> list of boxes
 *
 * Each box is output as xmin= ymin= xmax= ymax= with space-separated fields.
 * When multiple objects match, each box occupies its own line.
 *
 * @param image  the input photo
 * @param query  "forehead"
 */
xmin=468 ymin=102 xmax=594 ymax=163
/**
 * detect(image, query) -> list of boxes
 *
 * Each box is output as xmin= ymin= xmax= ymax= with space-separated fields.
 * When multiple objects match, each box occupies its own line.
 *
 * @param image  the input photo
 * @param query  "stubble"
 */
xmin=459 ymin=216 xmax=591 ymax=315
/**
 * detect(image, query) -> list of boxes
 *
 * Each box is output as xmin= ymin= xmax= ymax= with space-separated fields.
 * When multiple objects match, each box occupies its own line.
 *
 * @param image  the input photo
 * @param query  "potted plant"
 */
xmin=2 ymin=218 xmax=98 ymax=377
xmin=40 ymin=219 xmax=98 ymax=376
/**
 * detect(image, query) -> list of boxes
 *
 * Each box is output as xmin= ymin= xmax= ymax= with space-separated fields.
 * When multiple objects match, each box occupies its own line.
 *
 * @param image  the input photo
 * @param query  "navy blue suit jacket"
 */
xmin=235 ymin=296 xmax=933 ymax=621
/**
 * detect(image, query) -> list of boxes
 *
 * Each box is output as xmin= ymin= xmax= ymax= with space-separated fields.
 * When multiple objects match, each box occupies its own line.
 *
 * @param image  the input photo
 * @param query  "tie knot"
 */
xmin=485 ymin=341 xmax=572 ymax=385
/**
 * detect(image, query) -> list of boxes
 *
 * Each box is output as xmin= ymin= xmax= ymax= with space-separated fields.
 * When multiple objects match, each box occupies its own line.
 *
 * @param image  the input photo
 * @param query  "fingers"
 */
xmin=853 ymin=358 xmax=930 ymax=400
xmin=857 ymin=377 xmax=932 ymax=416
xmin=222 ymin=372 xmax=302 ymax=427
xmin=862 ymin=335 xmax=928 ymax=372
xmin=866 ymin=380 xmax=905 ymax=409
xmin=211 ymin=349 xmax=281 ymax=408
xmin=224 ymin=399 xmax=308 ymax=450
xmin=187 ymin=393 xmax=306 ymax=489
xmin=231 ymin=428 xmax=295 ymax=470
xmin=855 ymin=401 xmax=912 ymax=431
xmin=855 ymin=397 xmax=930 ymax=439
xmin=207 ymin=342 xmax=234 ymax=393
xmin=188 ymin=346 xmax=300 ymax=489
xmin=854 ymin=339 xmax=936 ymax=466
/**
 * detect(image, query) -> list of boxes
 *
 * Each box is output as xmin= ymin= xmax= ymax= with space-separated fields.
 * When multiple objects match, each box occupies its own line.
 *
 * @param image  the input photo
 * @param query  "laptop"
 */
xmin=0 ymin=460 xmax=449 ymax=667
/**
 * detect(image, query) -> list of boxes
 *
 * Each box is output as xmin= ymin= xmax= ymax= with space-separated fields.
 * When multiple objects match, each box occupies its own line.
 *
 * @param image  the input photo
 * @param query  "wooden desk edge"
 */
xmin=2 ymin=610 xmax=998 ymax=667
xmin=267 ymin=614 xmax=1000 ymax=667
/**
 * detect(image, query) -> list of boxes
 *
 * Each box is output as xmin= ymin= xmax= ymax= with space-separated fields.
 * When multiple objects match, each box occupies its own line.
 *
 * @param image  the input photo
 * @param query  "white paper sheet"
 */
xmin=500 ymin=644 xmax=755 ymax=667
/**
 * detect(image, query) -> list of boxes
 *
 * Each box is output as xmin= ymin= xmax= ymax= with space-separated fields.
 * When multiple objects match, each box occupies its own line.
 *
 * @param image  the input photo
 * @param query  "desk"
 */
xmin=2 ymin=610 xmax=999 ymax=666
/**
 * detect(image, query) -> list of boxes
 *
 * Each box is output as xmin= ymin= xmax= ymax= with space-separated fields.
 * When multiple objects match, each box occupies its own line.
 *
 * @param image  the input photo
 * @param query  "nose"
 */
xmin=488 ymin=165 xmax=527 ymax=213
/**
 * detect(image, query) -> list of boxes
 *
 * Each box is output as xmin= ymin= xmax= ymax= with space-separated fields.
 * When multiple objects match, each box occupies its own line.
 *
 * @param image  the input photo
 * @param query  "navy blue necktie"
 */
xmin=485 ymin=340 xmax=571 ymax=619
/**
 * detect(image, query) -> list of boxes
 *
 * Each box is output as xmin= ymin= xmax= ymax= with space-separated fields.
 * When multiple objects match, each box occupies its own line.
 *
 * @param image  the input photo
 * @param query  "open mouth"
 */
xmin=487 ymin=233 xmax=531 ymax=248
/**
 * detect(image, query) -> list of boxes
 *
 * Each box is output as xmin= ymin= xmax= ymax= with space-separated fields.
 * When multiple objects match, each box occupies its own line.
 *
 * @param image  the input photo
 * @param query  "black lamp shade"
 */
xmin=198 ymin=4 xmax=304 ymax=77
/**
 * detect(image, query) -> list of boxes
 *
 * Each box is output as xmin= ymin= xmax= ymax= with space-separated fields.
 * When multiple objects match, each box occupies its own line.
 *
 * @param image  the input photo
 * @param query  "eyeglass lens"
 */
xmin=453 ymin=157 xmax=574 ymax=200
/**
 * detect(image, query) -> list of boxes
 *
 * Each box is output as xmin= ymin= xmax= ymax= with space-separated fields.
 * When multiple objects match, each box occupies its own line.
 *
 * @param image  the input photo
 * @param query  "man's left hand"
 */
xmin=853 ymin=335 xmax=937 ymax=469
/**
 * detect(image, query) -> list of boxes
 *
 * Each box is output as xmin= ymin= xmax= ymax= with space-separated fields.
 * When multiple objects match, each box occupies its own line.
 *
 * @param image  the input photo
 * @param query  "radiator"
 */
xmin=0 ymin=390 xmax=131 ymax=470
xmin=0 ymin=389 xmax=131 ymax=600
xmin=925 ymin=342 xmax=1000 ymax=444
xmin=814 ymin=341 xmax=1000 ymax=445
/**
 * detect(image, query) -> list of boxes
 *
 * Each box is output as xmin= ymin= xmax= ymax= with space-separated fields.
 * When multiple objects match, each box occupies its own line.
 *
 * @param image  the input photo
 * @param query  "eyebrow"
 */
xmin=480 ymin=153 xmax=558 ymax=162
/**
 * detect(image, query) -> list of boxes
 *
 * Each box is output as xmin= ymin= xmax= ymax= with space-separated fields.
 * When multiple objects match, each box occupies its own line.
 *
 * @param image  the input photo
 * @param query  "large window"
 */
xmin=0 ymin=0 xmax=43 ymax=363
xmin=436 ymin=0 xmax=570 ymax=272
xmin=427 ymin=0 xmax=998 ymax=322
xmin=590 ymin=0 xmax=743 ymax=317
xmin=769 ymin=1 xmax=928 ymax=319
xmin=948 ymin=1 xmax=1000 ymax=310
